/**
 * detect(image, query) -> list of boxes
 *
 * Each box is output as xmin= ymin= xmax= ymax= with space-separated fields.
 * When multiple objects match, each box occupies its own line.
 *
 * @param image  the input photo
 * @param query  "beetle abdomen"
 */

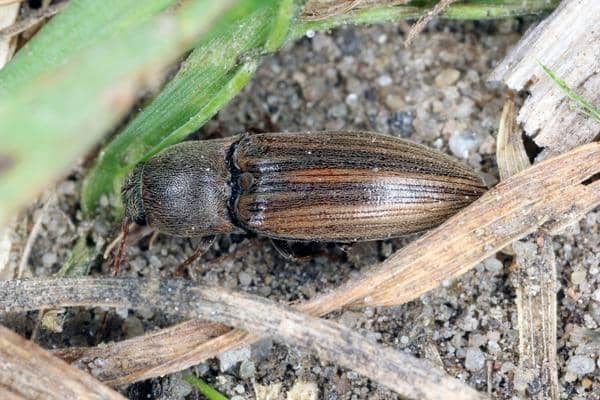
xmin=233 ymin=131 xmax=486 ymax=241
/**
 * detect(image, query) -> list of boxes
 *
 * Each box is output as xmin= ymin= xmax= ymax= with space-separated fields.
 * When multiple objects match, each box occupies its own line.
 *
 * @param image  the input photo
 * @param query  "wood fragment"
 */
xmin=0 ymin=0 xmax=19 ymax=68
xmin=19 ymin=142 xmax=600 ymax=386
xmin=0 ymin=1 xmax=67 ymax=40
xmin=53 ymin=320 xmax=230 ymax=384
xmin=496 ymin=99 xmax=530 ymax=180
xmin=0 ymin=278 xmax=487 ymax=400
xmin=0 ymin=324 xmax=125 ymax=400
xmin=511 ymin=236 xmax=558 ymax=399
xmin=496 ymin=101 xmax=558 ymax=399
xmin=489 ymin=0 xmax=600 ymax=155
xmin=404 ymin=0 xmax=457 ymax=47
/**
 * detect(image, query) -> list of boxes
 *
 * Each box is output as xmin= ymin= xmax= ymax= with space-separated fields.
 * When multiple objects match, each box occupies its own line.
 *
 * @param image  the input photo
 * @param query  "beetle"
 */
xmin=121 ymin=131 xmax=486 ymax=246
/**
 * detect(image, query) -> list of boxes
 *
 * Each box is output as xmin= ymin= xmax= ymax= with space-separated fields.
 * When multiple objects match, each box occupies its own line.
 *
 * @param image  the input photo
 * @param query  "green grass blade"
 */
xmin=0 ymin=0 xmax=177 ymax=95
xmin=539 ymin=62 xmax=600 ymax=123
xmin=293 ymin=0 xmax=558 ymax=36
xmin=0 ymin=0 xmax=236 ymax=226
xmin=81 ymin=0 xmax=301 ymax=214
xmin=184 ymin=374 xmax=229 ymax=400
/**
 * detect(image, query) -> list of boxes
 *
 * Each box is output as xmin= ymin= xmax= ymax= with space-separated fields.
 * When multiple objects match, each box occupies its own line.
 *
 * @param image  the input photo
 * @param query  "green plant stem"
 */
xmin=0 ymin=0 xmax=235 ymax=226
xmin=294 ymin=0 xmax=558 ymax=37
xmin=539 ymin=62 xmax=600 ymax=123
xmin=183 ymin=374 xmax=229 ymax=400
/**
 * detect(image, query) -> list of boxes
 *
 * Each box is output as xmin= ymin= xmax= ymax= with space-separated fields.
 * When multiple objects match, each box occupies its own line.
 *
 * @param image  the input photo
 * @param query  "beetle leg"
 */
xmin=111 ymin=218 xmax=130 ymax=276
xmin=270 ymin=239 xmax=318 ymax=262
xmin=175 ymin=235 xmax=216 ymax=276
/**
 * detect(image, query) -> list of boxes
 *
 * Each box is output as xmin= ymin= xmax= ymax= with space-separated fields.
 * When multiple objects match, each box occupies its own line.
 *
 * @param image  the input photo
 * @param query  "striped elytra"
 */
xmin=122 ymin=131 xmax=486 ymax=241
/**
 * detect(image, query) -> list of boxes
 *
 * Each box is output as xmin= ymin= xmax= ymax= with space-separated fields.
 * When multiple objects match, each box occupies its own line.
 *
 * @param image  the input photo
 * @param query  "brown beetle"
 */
xmin=122 ymin=131 xmax=486 ymax=243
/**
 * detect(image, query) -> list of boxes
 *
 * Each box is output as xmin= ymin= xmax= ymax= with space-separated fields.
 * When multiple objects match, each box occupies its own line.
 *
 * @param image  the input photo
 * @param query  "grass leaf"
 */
xmin=0 ymin=0 xmax=236 ymax=226
xmin=539 ymin=61 xmax=600 ymax=123
xmin=0 ymin=0 xmax=177 ymax=94
xmin=81 ymin=0 xmax=300 ymax=214
xmin=184 ymin=374 xmax=229 ymax=400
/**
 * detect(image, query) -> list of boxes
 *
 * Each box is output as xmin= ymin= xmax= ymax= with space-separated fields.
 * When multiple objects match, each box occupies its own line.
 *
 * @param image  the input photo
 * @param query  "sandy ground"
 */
xmin=1 ymin=18 xmax=599 ymax=400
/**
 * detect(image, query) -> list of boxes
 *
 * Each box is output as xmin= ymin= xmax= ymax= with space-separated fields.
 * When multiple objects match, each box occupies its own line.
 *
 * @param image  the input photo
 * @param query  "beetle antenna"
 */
xmin=111 ymin=218 xmax=130 ymax=276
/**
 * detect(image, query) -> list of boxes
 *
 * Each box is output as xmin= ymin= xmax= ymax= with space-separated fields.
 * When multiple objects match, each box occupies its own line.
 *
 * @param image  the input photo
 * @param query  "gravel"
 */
xmin=2 ymin=18 xmax=600 ymax=400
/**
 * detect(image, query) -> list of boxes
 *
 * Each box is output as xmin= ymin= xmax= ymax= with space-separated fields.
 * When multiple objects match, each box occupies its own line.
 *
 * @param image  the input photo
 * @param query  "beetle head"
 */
xmin=122 ymin=164 xmax=147 ymax=225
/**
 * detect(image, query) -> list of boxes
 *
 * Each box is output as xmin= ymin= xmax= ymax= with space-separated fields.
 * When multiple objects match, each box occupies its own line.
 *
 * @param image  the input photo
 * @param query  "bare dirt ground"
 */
xmin=2 ymin=19 xmax=599 ymax=400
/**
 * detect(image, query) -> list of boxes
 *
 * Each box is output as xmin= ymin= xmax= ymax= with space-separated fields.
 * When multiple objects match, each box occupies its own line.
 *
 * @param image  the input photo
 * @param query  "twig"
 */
xmin=405 ymin=0 xmax=457 ymax=47
xmin=0 ymin=277 xmax=486 ymax=400
xmin=16 ymin=192 xmax=55 ymax=278
xmin=0 ymin=324 xmax=125 ymax=400
xmin=0 ymin=1 xmax=68 ymax=40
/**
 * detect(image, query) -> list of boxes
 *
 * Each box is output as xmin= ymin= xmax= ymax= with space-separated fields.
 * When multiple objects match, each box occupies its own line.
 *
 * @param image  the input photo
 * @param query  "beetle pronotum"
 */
xmin=122 ymin=131 xmax=486 ymax=245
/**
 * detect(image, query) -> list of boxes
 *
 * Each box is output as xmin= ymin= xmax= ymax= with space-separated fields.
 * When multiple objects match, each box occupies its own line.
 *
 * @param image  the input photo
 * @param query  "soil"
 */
xmin=1 ymin=18 xmax=599 ymax=400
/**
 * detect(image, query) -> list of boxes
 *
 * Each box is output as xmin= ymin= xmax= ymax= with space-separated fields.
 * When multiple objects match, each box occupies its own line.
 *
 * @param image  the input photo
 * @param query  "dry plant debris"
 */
xmin=302 ymin=0 xmax=409 ymax=20
xmin=0 ymin=278 xmax=487 ymax=400
xmin=2 ymin=142 xmax=598 ymax=391
xmin=496 ymin=99 xmax=558 ymax=399
xmin=0 ymin=1 xmax=67 ymax=40
xmin=404 ymin=0 xmax=457 ymax=47
xmin=489 ymin=0 xmax=600 ymax=156
xmin=0 ymin=0 xmax=18 ymax=66
xmin=0 ymin=324 xmax=125 ymax=400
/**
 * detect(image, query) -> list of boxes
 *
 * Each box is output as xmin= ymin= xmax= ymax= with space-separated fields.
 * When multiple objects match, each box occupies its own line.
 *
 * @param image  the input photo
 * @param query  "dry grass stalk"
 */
xmin=53 ymin=320 xmax=230 ymax=384
xmin=0 ymin=0 xmax=19 ymax=67
xmin=0 ymin=1 xmax=67 ymax=40
xmin=496 ymin=99 xmax=530 ymax=180
xmin=301 ymin=0 xmax=409 ymax=21
xmin=17 ymin=192 xmax=55 ymax=278
xmin=511 ymin=236 xmax=559 ymax=399
xmin=12 ymin=142 xmax=600 ymax=386
xmin=0 ymin=324 xmax=125 ymax=400
xmin=0 ymin=278 xmax=487 ymax=400
xmin=489 ymin=0 xmax=600 ymax=156
xmin=496 ymin=99 xmax=558 ymax=398
xmin=404 ymin=0 xmax=457 ymax=47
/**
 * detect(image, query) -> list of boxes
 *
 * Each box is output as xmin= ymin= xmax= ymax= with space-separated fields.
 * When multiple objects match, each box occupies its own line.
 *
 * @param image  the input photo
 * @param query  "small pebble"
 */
xmin=234 ymin=384 xmax=245 ymax=394
xmin=42 ymin=252 xmax=57 ymax=267
xmin=566 ymin=355 xmax=595 ymax=375
xmin=435 ymin=68 xmax=460 ymax=88
xmin=218 ymin=346 xmax=251 ymax=372
xmin=238 ymin=271 xmax=252 ymax=286
xmin=377 ymin=74 xmax=392 ymax=87
xmin=464 ymin=347 xmax=485 ymax=371
xmin=483 ymin=257 xmax=503 ymax=274
xmin=449 ymin=132 xmax=481 ymax=159
xmin=239 ymin=360 xmax=255 ymax=379
xmin=571 ymin=270 xmax=587 ymax=285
